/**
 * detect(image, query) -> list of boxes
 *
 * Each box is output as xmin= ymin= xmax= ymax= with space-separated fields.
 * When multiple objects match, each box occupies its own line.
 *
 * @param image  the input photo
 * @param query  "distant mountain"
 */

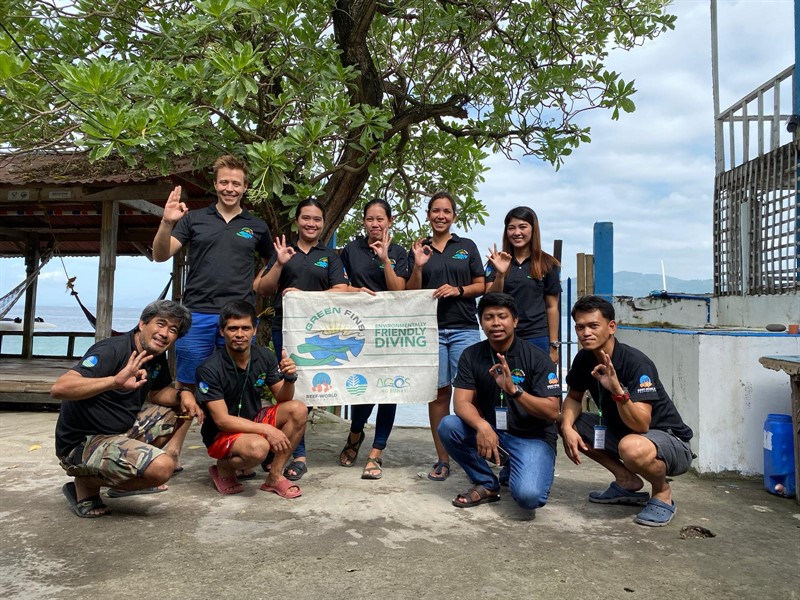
xmin=612 ymin=271 xmax=713 ymax=297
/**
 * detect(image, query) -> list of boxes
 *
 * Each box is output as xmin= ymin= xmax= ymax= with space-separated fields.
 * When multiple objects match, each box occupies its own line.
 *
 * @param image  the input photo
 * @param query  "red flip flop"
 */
xmin=208 ymin=465 xmax=244 ymax=495
xmin=260 ymin=478 xmax=302 ymax=499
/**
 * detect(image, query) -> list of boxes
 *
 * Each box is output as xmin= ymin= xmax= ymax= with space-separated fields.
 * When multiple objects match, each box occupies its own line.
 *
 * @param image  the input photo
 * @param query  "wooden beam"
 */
xmin=0 ymin=183 xmax=175 ymax=203
xmin=131 ymin=241 xmax=154 ymax=261
xmin=21 ymin=237 xmax=40 ymax=359
xmin=119 ymin=199 xmax=164 ymax=217
xmin=96 ymin=201 xmax=118 ymax=341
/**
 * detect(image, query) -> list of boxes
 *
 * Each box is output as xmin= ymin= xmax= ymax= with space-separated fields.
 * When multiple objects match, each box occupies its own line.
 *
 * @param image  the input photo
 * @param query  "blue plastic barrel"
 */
xmin=763 ymin=414 xmax=796 ymax=498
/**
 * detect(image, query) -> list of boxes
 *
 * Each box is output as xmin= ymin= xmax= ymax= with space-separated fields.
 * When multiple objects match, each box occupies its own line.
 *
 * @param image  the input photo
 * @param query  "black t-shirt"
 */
xmin=54 ymin=330 xmax=173 ymax=456
xmin=485 ymin=258 xmax=561 ymax=339
xmin=195 ymin=345 xmax=283 ymax=447
xmin=406 ymin=234 xmax=484 ymax=329
xmin=172 ymin=204 xmax=273 ymax=312
xmin=454 ymin=337 xmax=561 ymax=449
xmin=262 ymin=242 xmax=349 ymax=330
xmin=566 ymin=340 xmax=693 ymax=441
xmin=340 ymin=237 xmax=409 ymax=291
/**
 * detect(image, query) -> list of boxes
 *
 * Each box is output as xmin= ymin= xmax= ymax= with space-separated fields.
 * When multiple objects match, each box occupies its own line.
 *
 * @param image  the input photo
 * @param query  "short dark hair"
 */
xmin=477 ymin=292 xmax=519 ymax=320
xmin=219 ymin=300 xmax=257 ymax=329
xmin=139 ymin=300 xmax=192 ymax=338
xmin=571 ymin=295 xmax=615 ymax=321
xmin=427 ymin=191 xmax=456 ymax=213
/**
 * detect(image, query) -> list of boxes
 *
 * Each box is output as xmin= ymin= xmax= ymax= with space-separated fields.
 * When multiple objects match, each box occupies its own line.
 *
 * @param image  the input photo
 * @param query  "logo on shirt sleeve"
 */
xmin=198 ymin=381 xmax=210 ymax=395
xmin=255 ymin=373 xmax=266 ymax=387
xmin=639 ymin=375 xmax=653 ymax=388
xmin=547 ymin=371 xmax=561 ymax=391
xmin=485 ymin=264 xmax=494 ymax=277
xmin=236 ymin=227 xmax=254 ymax=239
xmin=81 ymin=355 xmax=99 ymax=368
xmin=452 ymin=249 xmax=469 ymax=260
xmin=314 ymin=256 xmax=329 ymax=268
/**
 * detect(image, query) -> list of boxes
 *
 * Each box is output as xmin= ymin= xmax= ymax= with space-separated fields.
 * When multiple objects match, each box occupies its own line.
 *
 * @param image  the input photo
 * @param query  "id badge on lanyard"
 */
xmin=593 ymin=389 xmax=605 ymax=449
xmin=495 ymin=406 xmax=508 ymax=431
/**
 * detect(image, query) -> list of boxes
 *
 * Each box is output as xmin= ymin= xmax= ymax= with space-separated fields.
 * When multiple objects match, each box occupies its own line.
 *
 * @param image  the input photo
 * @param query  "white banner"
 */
xmin=283 ymin=290 xmax=439 ymax=406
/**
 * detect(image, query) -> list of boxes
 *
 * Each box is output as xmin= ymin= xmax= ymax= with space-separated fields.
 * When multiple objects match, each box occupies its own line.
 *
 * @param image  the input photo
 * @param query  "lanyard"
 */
xmin=595 ymin=386 xmax=604 ymax=426
xmin=489 ymin=344 xmax=507 ymax=408
xmin=226 ymin=351 xmax=251 ymax=417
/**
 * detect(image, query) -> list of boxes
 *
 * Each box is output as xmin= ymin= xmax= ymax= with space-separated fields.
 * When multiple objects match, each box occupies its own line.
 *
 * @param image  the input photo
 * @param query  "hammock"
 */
xmin=0 ymin=249 xmax=55 ymax=319
xmin=68 ymin=276 xmax=173 ymax=336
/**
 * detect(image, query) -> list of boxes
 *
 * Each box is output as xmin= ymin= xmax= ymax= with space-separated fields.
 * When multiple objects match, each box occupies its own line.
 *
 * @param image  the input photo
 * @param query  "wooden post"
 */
xmin=96 ymin=200 xmax=118 ymax=341
xmin=21 ymin=236 xmax=40 ymax=359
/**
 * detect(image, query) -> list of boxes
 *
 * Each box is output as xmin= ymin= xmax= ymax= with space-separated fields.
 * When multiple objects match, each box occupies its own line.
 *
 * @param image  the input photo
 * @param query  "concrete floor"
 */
xmin=0 ymin=409 xmax=798 ymax=600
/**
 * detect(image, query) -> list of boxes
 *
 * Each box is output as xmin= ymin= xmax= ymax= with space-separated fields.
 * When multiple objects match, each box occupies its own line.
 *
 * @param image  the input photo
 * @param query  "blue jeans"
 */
xmin=350 ymin=404 xmax=397 ymax=450
xmin=174 ymin=312 xmax=225 ymax=384
xmin=524 ymin=335 xmax=549 ymax=355
xmin=438 ymin=415 xmax=556 ymax=510
xmin=438 ymin=329 xmax=481 ymax=388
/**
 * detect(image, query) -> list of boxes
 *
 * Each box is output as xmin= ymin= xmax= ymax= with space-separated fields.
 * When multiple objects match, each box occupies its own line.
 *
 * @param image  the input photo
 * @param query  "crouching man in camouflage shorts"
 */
xmin=51 ymin=300 xmax=203 ymax=518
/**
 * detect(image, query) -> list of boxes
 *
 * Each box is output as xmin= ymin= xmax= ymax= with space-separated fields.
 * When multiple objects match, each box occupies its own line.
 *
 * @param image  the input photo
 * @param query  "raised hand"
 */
xmin=274 ymin=235 xmax=296 ymax=266
xmin=369 ymin=228 xmax=391 ymax=262
xmin=486 ymin=244 xmax=512 ymax=276
xmin=278 ymin=349 xmax=297 ymax=380
xmin=113 ymin=351 xmax=153 ymax=391
xmin=591 ymin=350 xmax=622 ymax=393
xmin=410 ymin=239 xmax=433 ymax=268
xmin=162 ymin=186 xmax=188 ymax=225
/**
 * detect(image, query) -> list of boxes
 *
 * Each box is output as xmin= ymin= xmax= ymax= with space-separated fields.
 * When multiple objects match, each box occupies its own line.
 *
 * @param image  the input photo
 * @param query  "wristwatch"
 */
xmin=282 ymin=373 xmax=298 ymax=383
xmin=508 ymin=384 xmax=523 ymax=399
xmin=549 ymin=341 xmax=561 ymax=348
xmin=457 ymin=285 xmax=465 ymax=297
xmin=611 ymin=387 xmax=630 ymax=403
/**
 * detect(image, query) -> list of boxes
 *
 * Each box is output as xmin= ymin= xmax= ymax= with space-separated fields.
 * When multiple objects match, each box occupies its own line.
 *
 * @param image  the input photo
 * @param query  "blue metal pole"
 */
xmin=593 ymin=222 xmax=614 ymax=301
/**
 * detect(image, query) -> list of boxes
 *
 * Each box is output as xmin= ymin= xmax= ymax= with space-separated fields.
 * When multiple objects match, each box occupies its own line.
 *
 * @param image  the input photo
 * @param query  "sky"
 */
xmin=0 ymin=0 xmax=795 ymax=310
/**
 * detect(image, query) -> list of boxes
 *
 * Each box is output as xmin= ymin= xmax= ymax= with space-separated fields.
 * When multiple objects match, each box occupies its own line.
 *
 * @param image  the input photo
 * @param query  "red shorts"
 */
xmin=207 ymin=404 xmax=279 ymax=460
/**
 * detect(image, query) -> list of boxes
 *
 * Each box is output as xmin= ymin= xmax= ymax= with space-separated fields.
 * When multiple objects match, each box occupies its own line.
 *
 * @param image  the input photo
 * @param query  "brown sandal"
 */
xmin=452 ymin=484 xmax=500 ymax=508
xmin=361 ymin=456 xmax=383 ymax=480
xmin=338 ymin=430 xmax=365 ymax=467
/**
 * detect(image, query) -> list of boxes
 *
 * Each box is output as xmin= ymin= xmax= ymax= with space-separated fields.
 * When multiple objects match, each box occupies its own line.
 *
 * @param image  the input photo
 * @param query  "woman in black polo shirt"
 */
xmin=254 ymin=198 xmax=349 ymax=480
xmin=407 ymin=191 xmax=485 ymax=481
xmin=337 ymin=199 xmax=408 ymax=479
xmin=486 ymin=206 xmax=561 ymax=363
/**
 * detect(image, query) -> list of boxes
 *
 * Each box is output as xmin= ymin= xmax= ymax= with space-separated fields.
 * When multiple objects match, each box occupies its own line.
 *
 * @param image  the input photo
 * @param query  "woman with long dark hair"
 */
xmin=337 ymin=199 xmax=408 ymax=479
xmin=485 ymin=206 xmax=561 ymax=364
xmin=407 ymin=191 xmax=485 ymax=481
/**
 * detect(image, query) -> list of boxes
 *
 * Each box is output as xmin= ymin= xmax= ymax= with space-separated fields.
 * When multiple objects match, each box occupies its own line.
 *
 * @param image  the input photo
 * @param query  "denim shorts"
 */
xmin=438 ymin=328 xmax=480 ymax=388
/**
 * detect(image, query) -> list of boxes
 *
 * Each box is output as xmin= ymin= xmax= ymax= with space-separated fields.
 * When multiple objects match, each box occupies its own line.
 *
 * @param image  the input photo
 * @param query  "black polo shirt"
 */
xmin=454 ymin=337 xmax=561 ymax=449
xmin=566 ymin=340 xmax=693 ymax=442
xmin=340 ymin=237 xmax=409 ymax=291
xmin=195 ymin=345 xmax=283 ymax=447
xmin=172 ymin=204 xmax=273 ymax=312
xmin=485 ymin=259 xmax=561 ymax=339
xmin=55 ymin=330 xmax=172 ymax=456
xmin=407 ymin=234 xmax=484 ymax=329
xmin=262 ymin=242 xmax=349 ymax=330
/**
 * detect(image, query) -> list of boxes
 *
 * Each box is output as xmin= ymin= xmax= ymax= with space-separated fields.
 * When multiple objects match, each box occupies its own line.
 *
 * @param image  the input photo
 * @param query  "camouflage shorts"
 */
xmin=58 ymin=404 xmax=179 ymax=486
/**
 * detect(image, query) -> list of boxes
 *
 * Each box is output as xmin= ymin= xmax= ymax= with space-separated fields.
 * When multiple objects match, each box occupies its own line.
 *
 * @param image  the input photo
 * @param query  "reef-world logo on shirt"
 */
xmin=378 ymin=258 xmax=397 ymax=271
xmin=637 ymin=375 xmax=654 ymax=393
xmin=547 ymin=371 xmax=560 ymax=390
xmin=510 ymin=368 xmax=525 ymax=385
xmin=314 ymin=256 xmax=329 ymax=268
xmin=198 ymin=381 xmax=210 ymax=395
xmin=291 ymin=306 xmax=366 ymax=367
xmin=81 ymin=355 xmax=98 ymax=368
xmin=254 ymin=372 xmax=267 ymax=388
xmin=452 ymin=249 xmax=469 ymax=260
xmin=150 ymin=364 xmax=162 ymax=380
xmin=236 ymin=227 xmax=254 ymax=239
xmin=345 ymin=374 xmax=368 ymax=396
xmin=484 ymin=265 xmax=494 ymax=277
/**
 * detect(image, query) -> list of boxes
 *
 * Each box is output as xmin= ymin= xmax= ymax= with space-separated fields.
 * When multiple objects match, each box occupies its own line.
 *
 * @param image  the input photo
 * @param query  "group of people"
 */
xmin=52 ymin=154 xmax=693 ymax=528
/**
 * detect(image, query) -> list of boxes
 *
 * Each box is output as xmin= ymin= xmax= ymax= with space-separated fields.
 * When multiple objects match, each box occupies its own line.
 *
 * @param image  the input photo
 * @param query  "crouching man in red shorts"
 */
xmin=196 ymin=300 xmax=307 ymax=498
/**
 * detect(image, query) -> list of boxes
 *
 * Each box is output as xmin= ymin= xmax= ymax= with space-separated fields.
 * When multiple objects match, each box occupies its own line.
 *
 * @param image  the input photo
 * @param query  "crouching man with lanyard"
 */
xmin=196 ymin=300 xmax=307 ymax=498
xmin=438 ymin=292 xmax=561 ymax=511
xmin=560 ymin=295 xmax=693 ymax=527
xmin=52 ymin=300 xmax=201 ymax=518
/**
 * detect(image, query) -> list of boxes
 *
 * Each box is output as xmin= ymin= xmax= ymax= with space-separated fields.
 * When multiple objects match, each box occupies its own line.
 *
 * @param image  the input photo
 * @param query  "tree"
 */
xmin=0 ymin=0 xmax=675 ymax=242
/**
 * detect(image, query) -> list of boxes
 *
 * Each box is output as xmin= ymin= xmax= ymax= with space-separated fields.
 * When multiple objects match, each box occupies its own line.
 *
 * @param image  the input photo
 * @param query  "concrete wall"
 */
xmin=615 ymin=296 xmax=709 ymax=328
xmin=616 ymin=327 xmax=799 ymax=475
xmin=715 ymin=294 xmax=799 ymax=327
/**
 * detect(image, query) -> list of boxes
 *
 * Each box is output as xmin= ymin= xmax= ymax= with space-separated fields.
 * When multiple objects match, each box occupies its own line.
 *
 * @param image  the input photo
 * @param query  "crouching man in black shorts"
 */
xmin=560 ymin=296 xmax=693 ymax=527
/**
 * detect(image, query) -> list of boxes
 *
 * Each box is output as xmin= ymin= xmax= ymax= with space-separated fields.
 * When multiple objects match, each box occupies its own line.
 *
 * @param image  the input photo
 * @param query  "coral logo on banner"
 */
xmin=236 ymin=227 xmax=254 ymax=239
xmin=291 ymin=307 xmax=366 ymax=367
xmin=345 ymin=374 xmax=368 ymax=396
xmin=311 ymin=373 xmax=332 ymax=392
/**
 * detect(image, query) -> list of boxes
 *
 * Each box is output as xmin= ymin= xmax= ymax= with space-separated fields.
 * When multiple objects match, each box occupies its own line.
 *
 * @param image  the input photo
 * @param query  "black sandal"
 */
xmin=338 ymin=430 xmax=365 ymax=467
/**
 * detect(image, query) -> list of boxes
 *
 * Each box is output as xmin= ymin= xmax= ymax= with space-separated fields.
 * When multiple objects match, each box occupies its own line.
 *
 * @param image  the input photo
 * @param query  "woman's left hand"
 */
xmin=432 ymin=284 xmax=460 ymax=298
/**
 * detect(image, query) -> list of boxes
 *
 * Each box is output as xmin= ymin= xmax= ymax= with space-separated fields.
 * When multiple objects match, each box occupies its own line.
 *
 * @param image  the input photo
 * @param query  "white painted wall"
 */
xmin=715 ymin=295 xmax=799 ymax=327
xmin=615 ymin=327 xmax=799 ymax=475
